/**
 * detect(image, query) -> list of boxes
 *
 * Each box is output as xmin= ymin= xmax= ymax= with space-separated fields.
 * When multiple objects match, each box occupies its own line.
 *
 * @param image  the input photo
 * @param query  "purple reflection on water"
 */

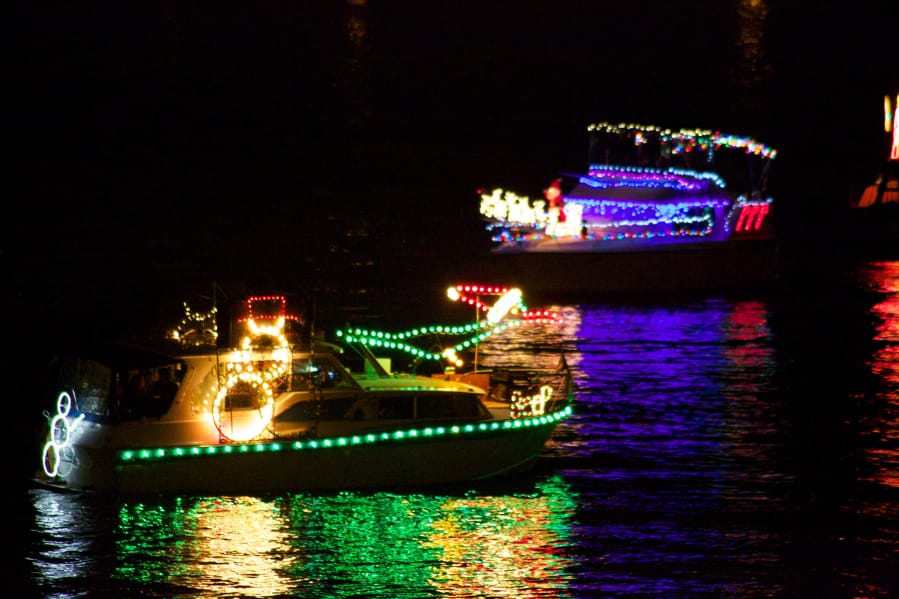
xmin=554 ymin=298 xmax=790 ymax=596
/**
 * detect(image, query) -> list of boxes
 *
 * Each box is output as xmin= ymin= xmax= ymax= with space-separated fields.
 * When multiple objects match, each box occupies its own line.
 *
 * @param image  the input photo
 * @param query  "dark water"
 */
xmin=15 ymin=260 xmax=899 ymax=598
xmin=10 ymin=2 xmax=899 ymax=597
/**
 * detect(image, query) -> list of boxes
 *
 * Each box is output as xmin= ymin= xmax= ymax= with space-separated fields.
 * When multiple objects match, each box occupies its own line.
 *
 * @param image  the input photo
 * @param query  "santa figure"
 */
xmin=543 ymin=178 xmax=565 ymax=222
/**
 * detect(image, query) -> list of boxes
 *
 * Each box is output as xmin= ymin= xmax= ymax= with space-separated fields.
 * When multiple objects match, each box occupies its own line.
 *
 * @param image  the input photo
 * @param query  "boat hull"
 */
xmin=460 ymin=239 xmax=780 ymax=297
xmin=36 ymin=414 xmax=569 ymax=494
xmin=117 ymin=428 xmax=555 ymax=494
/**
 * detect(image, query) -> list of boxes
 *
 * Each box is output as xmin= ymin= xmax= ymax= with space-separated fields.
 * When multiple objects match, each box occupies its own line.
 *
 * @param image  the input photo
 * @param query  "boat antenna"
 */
xmin=309 ymin=289 xmax=321 ymax=438
xmin=473 ymin=290 xmax=480 ymax=371
xmin=309 ymin=290 xmax=317 ymax=345
xmin=211 ymin=281 xmax=228 ymax=402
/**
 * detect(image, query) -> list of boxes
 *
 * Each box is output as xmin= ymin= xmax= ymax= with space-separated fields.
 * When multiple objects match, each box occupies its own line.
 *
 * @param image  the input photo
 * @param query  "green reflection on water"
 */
xmin=113 ymin=475 xmax=578 ymax=598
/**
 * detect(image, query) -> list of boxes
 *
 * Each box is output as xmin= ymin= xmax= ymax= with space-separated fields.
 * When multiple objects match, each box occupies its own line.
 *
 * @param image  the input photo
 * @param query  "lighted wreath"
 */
xmin=212 ymin=370 xmax=276 ymax=442
xmin=211 ymin=295 xmax=298 ymax=442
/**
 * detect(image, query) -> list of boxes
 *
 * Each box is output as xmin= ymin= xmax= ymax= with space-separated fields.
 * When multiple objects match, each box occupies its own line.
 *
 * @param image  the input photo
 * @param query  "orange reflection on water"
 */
xmin=477 ymin=305 xmax=583 ymax=371
xmin=423 ymin=493 xmax=574 ymax=597
xmin=176 ymin=497 xmax=296 ymax=597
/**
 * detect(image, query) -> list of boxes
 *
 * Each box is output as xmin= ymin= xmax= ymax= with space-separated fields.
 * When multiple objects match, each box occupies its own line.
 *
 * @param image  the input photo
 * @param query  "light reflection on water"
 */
xmin=25 ymin=261 xmax=899 ymax=597
xmin=850 ymin=262 xmax=899 ymax=498
xmin=30 ymin=476 xmax=578 ymax=599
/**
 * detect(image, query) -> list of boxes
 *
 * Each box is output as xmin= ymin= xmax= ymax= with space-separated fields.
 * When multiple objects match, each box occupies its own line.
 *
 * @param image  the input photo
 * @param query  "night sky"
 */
xmin=6 ymin=1 xmax=899 ymax=344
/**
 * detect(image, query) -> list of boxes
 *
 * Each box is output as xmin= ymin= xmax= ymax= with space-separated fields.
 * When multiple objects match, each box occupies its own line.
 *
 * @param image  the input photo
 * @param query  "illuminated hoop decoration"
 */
xmin=41 ymin=390 xmax=85 ymax=478
xmin=212 ymin=295 xmax=297 ymax=442
xmin=212 ymin=369 xmax=278 ymax=442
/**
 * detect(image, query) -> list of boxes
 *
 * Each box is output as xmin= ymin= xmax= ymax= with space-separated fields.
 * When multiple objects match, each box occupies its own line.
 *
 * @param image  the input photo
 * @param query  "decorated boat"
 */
xmin=847 ymin=92 xmax=899 ymax=256
xmin=33 ymin=290 xmax=573 ymax=494
xmin=476 ymin=121 xmax=780 ymax=296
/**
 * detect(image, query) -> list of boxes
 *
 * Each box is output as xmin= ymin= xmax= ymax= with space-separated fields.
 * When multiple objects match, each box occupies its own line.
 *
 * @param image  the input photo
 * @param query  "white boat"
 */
xmin=475 ymin=121 xmax=780 ymax=296
xmin=33 ymin=293 xmax=573 ymax=494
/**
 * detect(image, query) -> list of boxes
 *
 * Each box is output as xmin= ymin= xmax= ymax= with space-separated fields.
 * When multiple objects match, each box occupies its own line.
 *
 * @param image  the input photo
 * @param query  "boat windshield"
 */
xmin=48 ymin=344 xmax=186 ymax=423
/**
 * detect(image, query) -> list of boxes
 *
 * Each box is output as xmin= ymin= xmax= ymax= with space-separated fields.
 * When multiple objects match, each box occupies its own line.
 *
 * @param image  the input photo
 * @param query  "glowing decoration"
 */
xmin=582 ymin=165 xmax=725 ymax=191
xmin=447 ymin=284 xmax=522 ymax=316
xmin=733 ymin=200 xmax=771 ymax=232
xmin=41 ymin=390 xmax=85 ymax=478
xmin=441 ymin=348 xmax=463 ymax=368
xmin=486 ymin=288 xmax=522 ymax=324
xmin=340 ymin=285 xmax=561 ymax=367
xmin=213 ymin=295 xmax=295 ymax=442
xmin=169 ymin=301 xmax=218 ymax=348
xmin=890 ymin=94 xmax=898 ymax=161
xmin=479 ymin=188 xmax=548 ymax=226
xmin=520 ymin=309 xmax=562 ymax=324
xmin=481 ymin=120 xmax=777 ymax=251
xmin=855 ymin=93 xmax=899 ymax=207
xmin=338 ymin=319 xmax=523 ymax=364
xmin=886 ymin=94 xmax=894 ymax=134
xmin=510 ymin=384 xmax=553 ymax=418
xmin=586 ymin=121 xmax=777 ymax=159
xmin=213 ymin=370 xmax=277 ymax=442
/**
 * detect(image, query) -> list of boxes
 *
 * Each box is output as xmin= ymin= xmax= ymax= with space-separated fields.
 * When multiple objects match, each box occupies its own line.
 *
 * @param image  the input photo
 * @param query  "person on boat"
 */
xmin=121 ymin=370 xmax=153 ymax=420
xmin=144 ymin=368 xmax=178 ymax=419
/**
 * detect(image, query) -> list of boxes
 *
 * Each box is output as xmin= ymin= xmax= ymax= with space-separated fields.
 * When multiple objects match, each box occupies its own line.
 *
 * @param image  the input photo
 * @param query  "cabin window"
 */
xmin=54 ymin=358 xmax=113 ymax=419
xmin=287 ymin=357 xmax=356 ymax=391
xmin=275 ymin=400 xmax=315 ymax=422
xmin=415 ymin=394 xmax=456 ymax=418
xmin=274 ymin=394 xmax=358 ymax=422
xmin=376 ymin=396 xmax=414 ymax=419
xmin=416 ymin=394 xmax=490 ymax=419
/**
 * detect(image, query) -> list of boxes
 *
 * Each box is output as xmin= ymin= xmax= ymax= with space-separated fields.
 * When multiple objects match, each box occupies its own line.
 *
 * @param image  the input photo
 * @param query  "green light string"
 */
xmin=117 ymin=405 xmax=573 ymax=464
xmin=336 ymin=319 xmax=523 ymax=362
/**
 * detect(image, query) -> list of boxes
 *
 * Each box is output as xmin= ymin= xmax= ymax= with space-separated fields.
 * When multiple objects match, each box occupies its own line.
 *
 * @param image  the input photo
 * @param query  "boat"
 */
xmin=474 ymin=121 xmax=780 ymax=296
xmin=33 ymin=291 xmax=573 ymax=494
xmin=847 ymin=92 xmax=899 ymax=257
